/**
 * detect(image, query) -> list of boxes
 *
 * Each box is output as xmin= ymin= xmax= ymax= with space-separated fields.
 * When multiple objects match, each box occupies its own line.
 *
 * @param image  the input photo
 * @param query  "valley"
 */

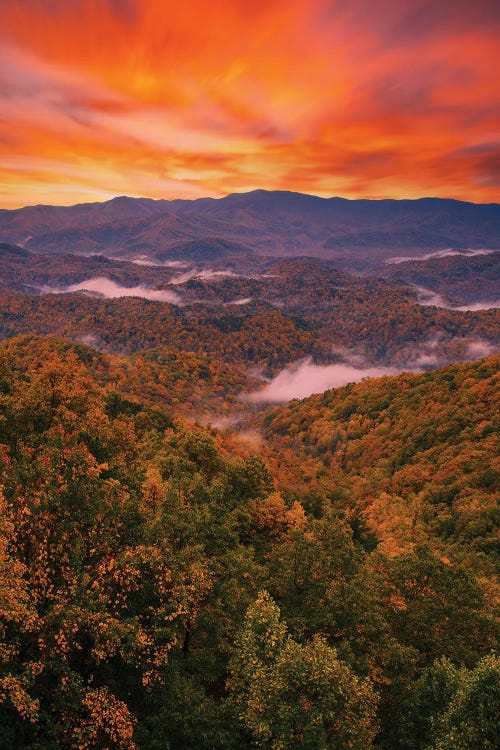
xmin=0 ymin=191 xmax=498 ymax=750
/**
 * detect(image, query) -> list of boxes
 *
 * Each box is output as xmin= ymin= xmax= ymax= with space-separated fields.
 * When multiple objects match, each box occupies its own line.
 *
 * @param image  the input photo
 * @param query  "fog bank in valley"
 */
xmin=244 ymin=336 xmax=499 ymax=403
xmin=415 ymin=286 xmax=500 ymax=311
xmin=245 ymin=358 xmax=396 ymax=402
xmin=386 ymin=248 xmax=496 ymax=264
xmin=401 ymin=337 xmax=498 ymax=368
xmin=454 ymin=300 xmax=500 ymax=311
xmin=41 ymin=278 xmax=181 ymax=303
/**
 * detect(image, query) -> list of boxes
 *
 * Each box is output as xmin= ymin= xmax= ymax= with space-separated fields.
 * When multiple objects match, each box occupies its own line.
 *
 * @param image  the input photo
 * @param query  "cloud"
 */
xmin=414 ymin=285 xmax=453 ymax=307
xmin=76 ymin=332 xmax=102 ymax=350
xmin=169 ymin=268 xmax=250 ymax=285
xmin=386 ymin=248 xmax=497 ymax=264
xmin=129 ymin=257 xmax=188 ymax=267
xmin=415 ymin=285 xmax=500 ymax=310
xmin=225 ymin=297 xmax=253 ymax=306
xmin=197 ymin=269 xmax=242 ymax=279
xmin=245 ymin=337 xmax=500 ymax=403
xmin=454 ymin=300 xmax=500 ymax=311
xmin=245 ymin=357 xmax=396 ymax=402
xmin=1 ymin=1 xmax=500 ymax=205
xmin=393 ymin=335 xmax=499 ymax=369
xmin=41 ymin=277 xmax=181 ymax=303
xmin=465 ymin=339 xmax=497 ymax=358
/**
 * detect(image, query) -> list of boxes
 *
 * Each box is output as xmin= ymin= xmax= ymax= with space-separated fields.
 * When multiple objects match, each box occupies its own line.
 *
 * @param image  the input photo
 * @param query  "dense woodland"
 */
xmin=0 ymin=336 xmax=498 ymax=749
xmin=383 ymin=253 xmax=500 ymax=305
xmin=0 ymin=279 xmax=498 ymax=375
xmin=0 ymin=196 xmax=499 ymax=748
xmin=1 ymin=241 xmax=499 ymax=379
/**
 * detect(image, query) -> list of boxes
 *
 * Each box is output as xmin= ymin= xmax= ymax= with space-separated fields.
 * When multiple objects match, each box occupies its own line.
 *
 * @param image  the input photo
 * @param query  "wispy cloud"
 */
xmin=41 ymin=277 xmax=181 ymax=303
xmin=168 ymin=268 xmax=271 ymax=285
xmin=386 ymin=248 xmax=497 ymax=265
xmin=415 ymin=285 xmax=500 ymax=310
xmin=414 ymin=285 xmax=454 ymax=307
xmin=465 ymin=339 xmax=498 ymax=358
xmin=454 ymin=300 xmax=500 ymax=311
xmin=1 ymin=1 xmax=499 ymax=206
xmin=76 ymin=332 xmax=102 ymax=350
xmin=245 ymin=336 xmax=499 ymax=403
xmin=401 ymin=336 xmax=498 ymax=368
xmin=169 ymin=268 xmax=243 ymax=285
xmin=129 ymin=257 xmax=188 ymax=268
xmin=225 ymin=297 xmax=253 ymax=306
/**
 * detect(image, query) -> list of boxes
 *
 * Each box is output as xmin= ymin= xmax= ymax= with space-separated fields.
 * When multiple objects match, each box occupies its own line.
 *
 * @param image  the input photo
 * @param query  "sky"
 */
xmin=0 ymin=0 xmax=499 ymax=207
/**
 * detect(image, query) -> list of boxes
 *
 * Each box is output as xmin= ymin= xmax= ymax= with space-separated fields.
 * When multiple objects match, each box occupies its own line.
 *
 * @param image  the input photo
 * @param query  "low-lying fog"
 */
xmin=245 ymin=358 xmax=397 ymax=402
xmin=244 ymin=337 xmax=498 ymax=403
xmin=415 ymin=286 xmax=500 ymax=311
xmin=40 ymin=278 xmax=181 ymax=303
xmin=386 ymin=248 xmax=496 ymax=264
xmin=225 ymin=297 xmax=253 ymax=306
xmin=129 ymin=257 xmax=188 ymax=268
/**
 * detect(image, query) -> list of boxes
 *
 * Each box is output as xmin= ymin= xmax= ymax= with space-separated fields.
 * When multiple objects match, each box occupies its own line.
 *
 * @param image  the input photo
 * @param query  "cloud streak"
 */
xmin=245 ymin=334 xmax=500 ymax=403
xmin=225 ymin=297 xmax=253 ymax=306
xmin=129 ymin=257 xmax=188 ymax=268
xmin=41 ymin=277 xmax=181 ymax=303
xmin=385 ymin=248 xmax=497 ymax=264
xmin=400 ymin=336 xmax=498 ymax=368
xmin=0 ymin=1 xmax=499 ymax=206
xmin=415 ymin=285 xmax=500 ymax=311
xmin=168 ymin=268 xmax=242 ymax=285
xmin=454 ymin=300 xmax=500 ymax=311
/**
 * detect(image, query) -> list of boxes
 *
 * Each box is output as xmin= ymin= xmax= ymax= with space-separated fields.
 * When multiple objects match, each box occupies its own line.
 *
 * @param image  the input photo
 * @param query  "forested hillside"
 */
xmin=1 ymin=238 xmax=499 ymax=391
xmin=261 ymin=357 xmax=499 ymax=568
xmin=384 ymin=252 xmax=500 ymax=305
xmin=0 ymin=336 xmax=255 ymax=417
xmin=0 ymin=340 xmax=498 ymax=749
xmin=1 ymin=0 xmax=499 ymax=743
xmin=0 ymin=280 xmax=498 ymax=374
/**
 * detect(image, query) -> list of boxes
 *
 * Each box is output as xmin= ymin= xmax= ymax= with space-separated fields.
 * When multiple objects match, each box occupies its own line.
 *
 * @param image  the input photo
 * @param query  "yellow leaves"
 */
xmin=73 ymin=611 xmax=132 ymax=664
xmin=84 ymin=543 xmax=212 ymax=679
xmin=54 ymin=630 xmax=71 ymax=655
xmin=363 ymin=492 xmax=426 ymax=556
xmin=140 ymin=466 xmax=166 ymax=517
xmin=286 ymin=501 xmax=307 ymax=531
xmin=0 ymin=491 xmax=39 ymax=643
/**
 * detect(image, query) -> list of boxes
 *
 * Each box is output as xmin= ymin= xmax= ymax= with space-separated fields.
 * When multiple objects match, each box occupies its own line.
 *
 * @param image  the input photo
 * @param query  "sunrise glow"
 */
xmin=1 ymin=0 xmax=498 ymax=207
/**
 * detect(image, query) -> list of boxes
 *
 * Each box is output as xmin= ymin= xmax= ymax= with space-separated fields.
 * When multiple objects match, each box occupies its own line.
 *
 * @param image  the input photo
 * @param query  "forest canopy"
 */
xmin=0 ymin=337 xmax=498 ymax=749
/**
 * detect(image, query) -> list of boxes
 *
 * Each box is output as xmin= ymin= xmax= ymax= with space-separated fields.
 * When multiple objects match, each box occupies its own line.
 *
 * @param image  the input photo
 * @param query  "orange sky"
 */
xmin=0 ymin=0 xmax=499 ymax=207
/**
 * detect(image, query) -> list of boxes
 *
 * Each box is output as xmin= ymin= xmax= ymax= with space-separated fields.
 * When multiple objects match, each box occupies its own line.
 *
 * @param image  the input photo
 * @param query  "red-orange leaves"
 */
xmin=72 ymin=687 xmax=136 ymax=750
xmin=250 ymin=491 xmax=306 ymax=540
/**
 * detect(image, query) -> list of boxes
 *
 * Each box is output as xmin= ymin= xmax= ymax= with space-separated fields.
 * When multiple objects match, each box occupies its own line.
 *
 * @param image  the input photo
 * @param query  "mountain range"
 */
xmin=1 ymin=190 xmax=499 ymax=264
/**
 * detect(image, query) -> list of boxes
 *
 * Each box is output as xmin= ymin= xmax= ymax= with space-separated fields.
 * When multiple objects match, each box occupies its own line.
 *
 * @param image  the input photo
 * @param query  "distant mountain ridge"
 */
xmin=0 ymin=190 xmax=499 ymax=262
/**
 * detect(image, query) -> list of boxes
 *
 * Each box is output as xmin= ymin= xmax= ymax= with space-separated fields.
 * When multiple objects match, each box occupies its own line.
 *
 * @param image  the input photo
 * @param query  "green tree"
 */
xmin=227 ymin=591 xmax=379 ymax=749
xmin=397 ymin=657 xmax=461 ymax=749
xmin=430 ymin=654 xmax=500 ymax=750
